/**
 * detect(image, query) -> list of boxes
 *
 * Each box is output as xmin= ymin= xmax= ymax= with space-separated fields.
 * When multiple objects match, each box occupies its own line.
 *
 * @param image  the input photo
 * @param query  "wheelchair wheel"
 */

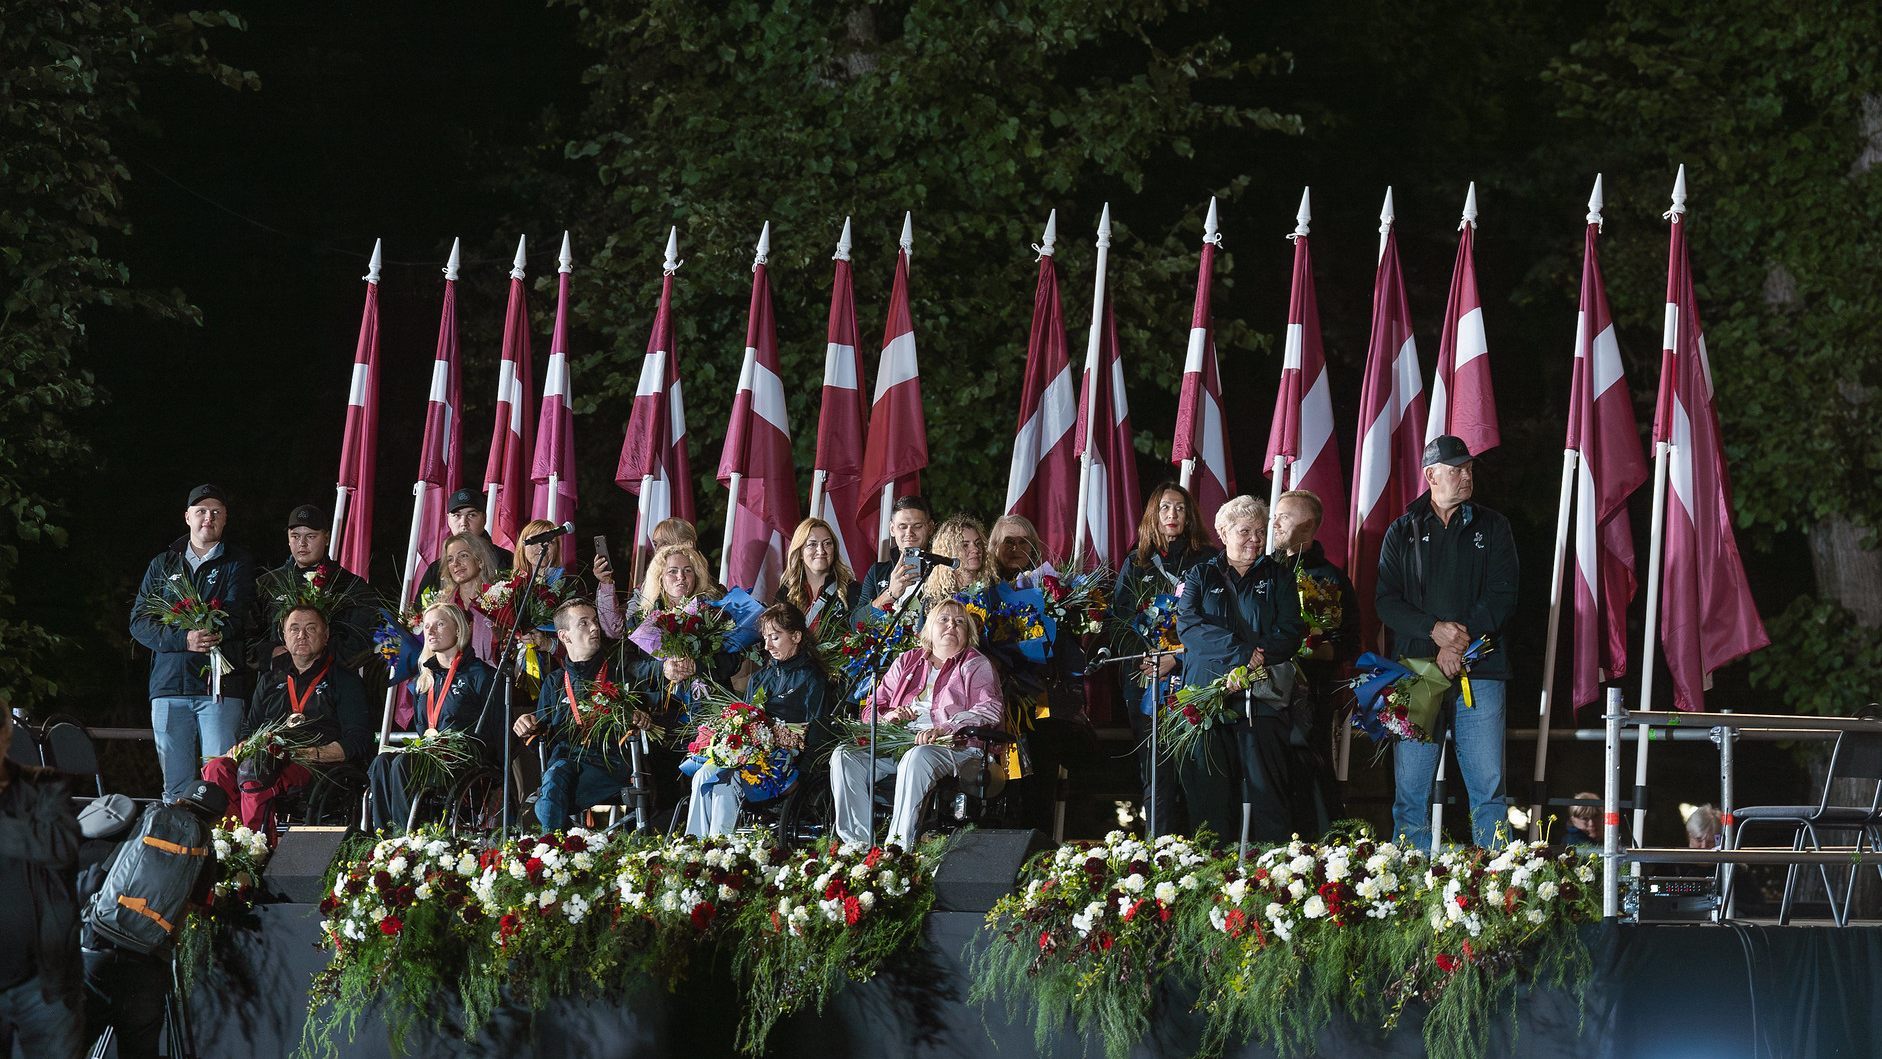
xmin=301 ymin=764 xmax=369 ymax=827
xmin=778 ymin=775 xmax=834 ymax=848
xmin=445 ymin=766 xmax=515 ymax=835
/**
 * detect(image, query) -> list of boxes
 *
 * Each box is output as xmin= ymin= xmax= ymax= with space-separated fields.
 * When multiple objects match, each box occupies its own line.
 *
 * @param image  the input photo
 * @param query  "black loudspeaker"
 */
xmin=263 ymin=825 xmax=351 ymax=903
xmin=932 ymin=828 xmax=1053 ymax=912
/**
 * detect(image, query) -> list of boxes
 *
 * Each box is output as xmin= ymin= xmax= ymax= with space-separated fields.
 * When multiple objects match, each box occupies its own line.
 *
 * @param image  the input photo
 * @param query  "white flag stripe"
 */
xmin=1669 ymin=401 xmax=1696 ymax=511
xmin=1182 ymin=327 xmax=1208 ymax=374
xmin=1108 ymin=357 xmax=1129 ymax=426
xmin=427 ymin=360 xmax=451 ymax=403
xmin=635 ymin=350 xmax=668 ymax=397
xmin=822 ymin=343 xmax=858 ymax=388
xmin=752 ymin=360 xmax=790 ymax=435
xmin=874 ymin=331 xmax=919 ymax=397
xmin=1295 ymin=371 xmax=1334 ymax=475
xmin=1355 ymin=412 xmax=1394 ymax=516
xmin=348 ymin=362 xmax=370 ymax=407
xmin=1591 ymin=324 xmax=1624 ymax=399
xmin=1040 ymin=366 xmax=1077 ymax=447
xmin=1390 ymin=336 xmax=1422 ymax=429
xmin=1282 ymin=322 xmax=1304 ymax=371
xmin=1453 ymin=307 xmax=1488 ymax=367
xmin=543 ymin=353 xmax=570 ymax=401
xmin=1004 ymin=413 xmax=1043 ymax=511
xmin=1661 ymin=303 xmax=1679 ymax=355
xmin=669 ymin=380 xmax=688 ymax=440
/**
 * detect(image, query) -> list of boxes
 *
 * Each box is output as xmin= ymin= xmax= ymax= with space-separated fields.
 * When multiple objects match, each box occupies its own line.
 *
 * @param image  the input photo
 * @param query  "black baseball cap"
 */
xmin=187 ymin=484 xmax=230 ymax=508
xmin=287 ymin=504 xmax=326 ymax=530
xmin=1422 ymin=435 xmax=1474 ymax=468
xmin=176 ymin=779 xmax=230 ymax=820
xmin=447 ymin=487 xmax=484 ymax=514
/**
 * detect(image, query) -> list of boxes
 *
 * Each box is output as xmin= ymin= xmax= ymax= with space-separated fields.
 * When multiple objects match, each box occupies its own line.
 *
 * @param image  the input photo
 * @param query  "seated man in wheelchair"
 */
xmin=368 ymin=602 xmax=498 ymax=832
xmin=686 ymin=601 xmax=835 ymax=837
xmin=830 ymin=598 xmax=1005 ymax=850
xmin=202 ymin=603 xmax=373 ymax=837
xmin=513 ymin=598 xmax=654 ymax=832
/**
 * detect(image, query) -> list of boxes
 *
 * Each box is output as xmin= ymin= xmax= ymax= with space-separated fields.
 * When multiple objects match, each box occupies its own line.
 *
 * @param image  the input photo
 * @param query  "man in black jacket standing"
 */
xmin=130 ymin=484 xmax=256 ymax=802
xmin=253 ymin=504 xmax=378 ymax=670
xmin=1271 ymin=489 xmax=1361 ymax=837
xmin=1376 ymin=436 xmax=1519 ymax=849
xmin=0 ymin=708 xmax=84 ymax=1059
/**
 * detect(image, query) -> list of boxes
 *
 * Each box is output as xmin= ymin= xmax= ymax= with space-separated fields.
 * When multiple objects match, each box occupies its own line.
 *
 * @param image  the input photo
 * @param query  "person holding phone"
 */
xmin=853 ymin=496 xmax=935 ymax=623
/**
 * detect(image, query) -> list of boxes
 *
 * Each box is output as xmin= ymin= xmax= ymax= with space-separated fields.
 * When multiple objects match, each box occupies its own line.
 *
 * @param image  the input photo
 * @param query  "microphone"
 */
xmin=523 ymin=522 xmax=574 ymax=547
xmin=1089 ymin=645 xmax=1113 ymax=666
xmin=911 ymin=548 xmax=960 ymax=569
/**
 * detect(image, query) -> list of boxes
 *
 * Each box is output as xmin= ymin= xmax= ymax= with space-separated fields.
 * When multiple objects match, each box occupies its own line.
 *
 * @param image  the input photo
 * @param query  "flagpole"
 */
xmin=721 ymin=223 xmax=770 ymax=586
xmin=1070 ymin=204 xmax=1112 ymax=564
xmin=808 ymin=471 xmax=827 ymax=523
xmin=1534 ymin=176 xmax=1606 ymax=837
xmin=1633 ymin=166 xmax=1687 ymax=860
xmin=332 ymin=239 xmax=382 ymax=560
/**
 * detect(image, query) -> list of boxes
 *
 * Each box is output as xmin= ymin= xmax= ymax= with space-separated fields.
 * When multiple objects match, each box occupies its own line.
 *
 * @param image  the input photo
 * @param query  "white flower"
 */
xmin=1302 ymin=895 xmax=1328 ymax=919
xmin=508 ymin=860 xmax=528 ymax=880
xmin=416 ymin=883 xmax=433 ymax=900
xmin=719 ymin=884 xmax=738 ymax=902
xmin=1289 ymin=854 xmax=1314 ymax=874
xmin=1287 ymin=880 xmax=1306 ymax=900
xmin=1577 ymin=864 xmax=1595 ymax=882
xmin=1537 ymin=881 xmax=1560 ymax=901
xmin=552 ymin=869 xmax=572 ymax=886
xmin=1265 ymin=902 xmax=1286 ymax=922
xmin=1178 ymin=874 xmax=1201 ymax=891
xmin=213 ymin=839 xmax=232 ymax=858
xmin=538 ymin=889 xmax=559 ymax=908
xmin=1430 ymin=910 xmax=1446 ymax=930
xmin=456 ymin=853 xmax=478 ymax=877
xmin=858 ymin=892 xmax=876 ymax=912
xmin=1526 ymin=909 xmax=1545 ymax=924
xmin=1271 ymin=915 xmax=1293 ymax=942
xmin=1154 ymin=881 xmax=1177 ymax=904
xmin=571 ymin=852 xmax=594 ymax=871
xmin=564 ymin=893 xmax=592 ymax=923
xmin=1121 ymin=873 xmax=1146 ymax=894
xmin=1223 ymin=878 xmax=1249 ymax=903
xmin=1209 ymin=907 xmax=1228 ymax=932
xmin=532 ymin=842 xmax=552 ymax=860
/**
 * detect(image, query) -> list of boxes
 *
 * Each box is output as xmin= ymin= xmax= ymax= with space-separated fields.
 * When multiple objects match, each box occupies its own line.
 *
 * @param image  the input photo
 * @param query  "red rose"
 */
xmin=378 ymin=915 xmax=403 ymax=936
xmin=690 ymin=902 xmax=718 ymax=931
xmin=208 ymin=599 xmax=222 ymax=610
xmin=1038 ymin=930 xmax=1053 ymax=951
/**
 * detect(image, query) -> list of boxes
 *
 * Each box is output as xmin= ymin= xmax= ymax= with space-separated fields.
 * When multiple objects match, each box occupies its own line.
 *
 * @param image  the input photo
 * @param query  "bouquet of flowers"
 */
xmin=1105 ymin=575 xmax=1183 ymax=687
xmin=1348 ymin=636 xmax=1497 ymax=745
xmin=681 ymin=692 xmax=796 ymax=800
xmin=1294 ymin=570 xmax=1344 ymax=660
xmin=1030 ymin=562 xmax=1112 ymax=635
xmin=833 ymin=615 xmax=920 ymax=704
xmin=559 ymin=677 xmax=660 ymax=751
xmin=630 ymin=597 xmax=738 ymax=663
xmin=1156 ymin=665 xmax=1270 ymax=766
xmin=613 ymin=833 xmax=772 ymax=940
xmin=972 ymin=831 xmax=1222 ymax=1059
xmin=475 ymin=571 xmax=575 ymax=635
xmin=208 ymin=821 xmax=274 ymax=906
xmin=831 ymin=718 xmax=923 ymax=762
xmin=966 ymin=585 xmax=1054 ymax=668
xmin=398 ymin=727 xmax=484 ymax=790
xmin=134 ymin=564 xmax=234 ymax=696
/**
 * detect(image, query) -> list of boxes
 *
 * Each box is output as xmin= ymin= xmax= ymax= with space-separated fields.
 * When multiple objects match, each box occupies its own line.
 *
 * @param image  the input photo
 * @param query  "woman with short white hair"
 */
xmin=830 ymin=598 xmax=1004 ymax=849
xmin=1175 ymin=495 xmax=1305 ymax=845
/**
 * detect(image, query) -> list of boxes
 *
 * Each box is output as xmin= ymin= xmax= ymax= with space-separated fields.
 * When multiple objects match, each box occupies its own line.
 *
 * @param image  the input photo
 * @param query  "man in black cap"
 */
xmin=415 ymin=486 xmax=496 ymax=597
xmin=252 ymin=504 xmax=377 ymax=670
xmin=852 ymin=494 xmax=935 ymax=623
xmin=130 ymin=484 xmax=256 ymax=802
xmin=1376 ymin=435 xmax=1519 ymax=850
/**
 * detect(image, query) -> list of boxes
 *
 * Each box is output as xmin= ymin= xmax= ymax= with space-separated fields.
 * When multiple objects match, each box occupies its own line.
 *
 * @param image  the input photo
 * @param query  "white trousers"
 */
xmin=685 ymin=767 xmax=742 ymax=838
xmin=830 ymin=742 xmax=981 ymax=849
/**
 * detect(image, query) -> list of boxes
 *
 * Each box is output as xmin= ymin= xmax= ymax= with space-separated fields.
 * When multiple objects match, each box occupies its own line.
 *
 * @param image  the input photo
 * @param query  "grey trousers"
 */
xmin=830 ymin=742 xmax=980 ymax=849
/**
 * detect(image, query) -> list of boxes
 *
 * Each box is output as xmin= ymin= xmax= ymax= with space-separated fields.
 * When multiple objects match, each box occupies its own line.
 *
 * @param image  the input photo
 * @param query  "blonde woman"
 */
xmin=629 ymin=542 xmax=738 ymax=709
xmin=919 ymin=513 xmax=993 ymax=612
xmin=829 ymin=599 xmax=1004 ymax=849
xmin=367 ymin=602 xmax=498 ymax=831
xmin=439 ymin=531 xmax=502 ymax=661
xmin=594 ymin=518 xmax=699 ymax=635
xmin=777 ymin=518 xmax=859 ymax=631
xmin=989 ymin=514 xmax=1047 ymax=587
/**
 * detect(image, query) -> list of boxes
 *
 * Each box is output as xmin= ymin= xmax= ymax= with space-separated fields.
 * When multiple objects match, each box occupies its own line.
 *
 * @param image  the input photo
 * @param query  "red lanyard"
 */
xmin=285 ymin=659 xmax=333 ymax=716
xmin=563 ymin=660 xmax=608 ymax=727
xmin=425 ymin=654 xmax=464 ymax=731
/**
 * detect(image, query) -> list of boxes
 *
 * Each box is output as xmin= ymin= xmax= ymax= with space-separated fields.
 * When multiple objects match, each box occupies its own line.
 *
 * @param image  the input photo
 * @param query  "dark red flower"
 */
xmin=691 ymin=901 xmax=718 ymax=931
xmin=843 ymin=896 xmax=862 ymax=925
xmin=1435 ymin=952 xmax=1458 ymax=974
xmin=378 ymin=915 xmax=403 ymax=936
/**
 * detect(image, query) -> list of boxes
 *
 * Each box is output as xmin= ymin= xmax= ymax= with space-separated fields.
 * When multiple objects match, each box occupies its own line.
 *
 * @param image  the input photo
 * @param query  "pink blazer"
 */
xmin=863 ymin=648 xmax=1004 ymax=746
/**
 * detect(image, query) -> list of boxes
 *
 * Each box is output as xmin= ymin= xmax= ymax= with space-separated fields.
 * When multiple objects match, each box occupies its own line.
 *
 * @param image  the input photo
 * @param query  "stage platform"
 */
xmin=181 ymin=905 xmax=1882 ymax=1059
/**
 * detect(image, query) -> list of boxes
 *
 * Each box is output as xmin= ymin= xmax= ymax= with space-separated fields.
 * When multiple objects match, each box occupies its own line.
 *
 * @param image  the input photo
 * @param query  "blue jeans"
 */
xmin=151 ymin=695 xmax=242 ymax=801
xmin=535 ymin=758 xmax=632 ymax=832
xmin=1392 ymin=678 xmax=1507 ymax=849
xmin=0 ymin=977 xmax=84 ymax=1059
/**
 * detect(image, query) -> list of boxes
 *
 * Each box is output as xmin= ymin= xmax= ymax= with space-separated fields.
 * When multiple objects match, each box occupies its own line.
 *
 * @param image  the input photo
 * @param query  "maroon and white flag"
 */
xmin=483 ymin=235 xmax=537 ymax=552
xmin=1654 ymin=167 xmax=1768 ymax=710
xmin=716 ymin=223 xmax=801 ymax=600
xmin=531 ymin=232 xmax=578 ymax=525
xmin=408 ymin=239 xmax=465 ymax=595
xmin=858 ymin=213 xmax=928 ymax=555
xmin=1074 ymin=290 xmax=1141 ymax=567
xmin=1003 ymin=210 xmax=1079 ymax=561
xmin=616 ymin=228 xmax=696 ymax=550
xmin=332 ymin=241 xmax=382 ymax=579
xmin=1567 ymin=178 xmax=1649 ymax=710
xmin=1264 ymin=189 xmax=1348 ymax=569
xmin=1172 ymin=198 xmax=1235 ymax=537
xmin=810 ymin=219 xmax=873 ymax=574
xmin=1349 ymin=189 xmax=1428 ymax=645
xmin=1426 ymin=183 xmax=1500 ymax=454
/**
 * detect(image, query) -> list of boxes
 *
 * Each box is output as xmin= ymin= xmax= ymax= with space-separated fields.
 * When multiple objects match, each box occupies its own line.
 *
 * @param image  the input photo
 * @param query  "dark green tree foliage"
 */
xmin=0 ymin=4 xmax=254 ymax=708
xmin=551 ymin=0 xmax=1300 ymax=523
xmin=1547 ymin=0 xmax=1882 ymax=712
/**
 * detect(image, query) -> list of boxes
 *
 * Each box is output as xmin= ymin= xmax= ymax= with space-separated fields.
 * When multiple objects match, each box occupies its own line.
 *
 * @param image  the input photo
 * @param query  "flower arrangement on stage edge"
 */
xmin=1195 ymin=832 xmax=1422 ymax=1057
xmin=300 ymin=827 xmax=940 ymax=1059
xmin=176 ymin=820 xmax=277 ymax=996
xmin=731 ymin=838 xmax=934 ymax=1053
xmin=971 ymin=830 xmax=1224 ymax=1059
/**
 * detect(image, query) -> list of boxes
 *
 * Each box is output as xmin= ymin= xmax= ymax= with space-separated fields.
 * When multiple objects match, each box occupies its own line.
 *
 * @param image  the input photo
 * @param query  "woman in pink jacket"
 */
xmin=830 ymin=599 xmax=1005 ymax=849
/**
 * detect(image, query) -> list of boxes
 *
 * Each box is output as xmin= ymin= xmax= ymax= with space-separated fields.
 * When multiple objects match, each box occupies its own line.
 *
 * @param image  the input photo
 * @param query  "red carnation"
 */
xmin=1435 ymin=952 xmax=1458 ymax=974
xmin=378 ymin=915 xmax=403 ymax=936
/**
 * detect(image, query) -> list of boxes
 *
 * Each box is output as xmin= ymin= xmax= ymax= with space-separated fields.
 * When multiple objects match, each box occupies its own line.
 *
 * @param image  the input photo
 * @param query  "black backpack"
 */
xmin=84 ymin=803 xmax=212 ymax=955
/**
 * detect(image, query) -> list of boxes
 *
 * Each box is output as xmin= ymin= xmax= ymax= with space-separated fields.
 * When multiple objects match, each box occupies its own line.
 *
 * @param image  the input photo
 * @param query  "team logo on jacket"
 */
xmin=1473 ymin=532 xmax=1485 ymax=549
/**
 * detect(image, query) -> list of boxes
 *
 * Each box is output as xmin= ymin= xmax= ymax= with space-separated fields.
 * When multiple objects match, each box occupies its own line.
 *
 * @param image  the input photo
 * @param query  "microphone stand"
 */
xmin=867 ymin=562 xmax=934 ymax=845
xmin=476 ymin=548 xmax=555 ymax=841
xmin=1089 ymin=645 xmax=1186 ymax=838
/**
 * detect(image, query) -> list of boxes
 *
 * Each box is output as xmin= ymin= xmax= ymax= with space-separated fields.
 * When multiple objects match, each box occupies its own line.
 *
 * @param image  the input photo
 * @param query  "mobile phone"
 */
xmin=593 ymin=535 xmax=609 ymax=562
xmin=902 ymin=546 xmax=921 ymax=572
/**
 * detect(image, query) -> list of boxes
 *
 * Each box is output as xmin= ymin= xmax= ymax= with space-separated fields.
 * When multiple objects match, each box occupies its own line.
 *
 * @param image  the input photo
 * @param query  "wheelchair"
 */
xmin=846 ymin=725 xmax=1020 ymax=846
xmin=392 ymin=764 xmax=519 ymax=836
xmin=273 ymin=761 xmax=370 ymax=828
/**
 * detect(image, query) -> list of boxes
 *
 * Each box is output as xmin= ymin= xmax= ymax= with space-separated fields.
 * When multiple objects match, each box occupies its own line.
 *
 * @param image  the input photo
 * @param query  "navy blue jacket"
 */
xmin=1175 ymin=552 xmax=1306 ymax=695
xmin=536 ymin=650 xmax=636 ymax=774
xmin=749 ymin=651 xmax=836 ymax=753
xmin=408 ymin=652 xmax=501 ymax=759
xmin=1374 ymin=493 xmax=1518 ymax=681
xmin=130 ymin=538 xmax=257 ymax=700
xmin=241 ymin=652 xmax=375 ymax=764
